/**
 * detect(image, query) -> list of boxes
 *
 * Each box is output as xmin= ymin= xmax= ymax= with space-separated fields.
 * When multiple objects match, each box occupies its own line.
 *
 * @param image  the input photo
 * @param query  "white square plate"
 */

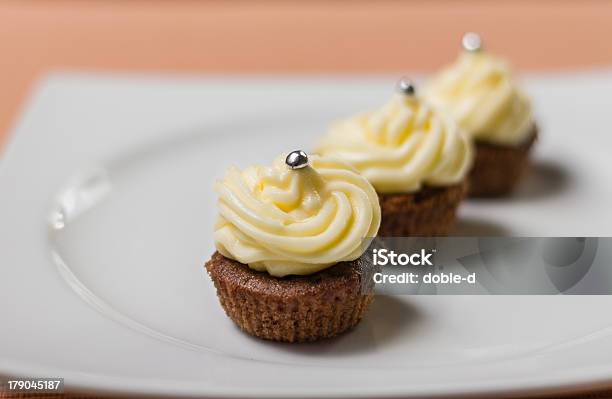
xmin=2 ymin=72 xmax=612 ymax=398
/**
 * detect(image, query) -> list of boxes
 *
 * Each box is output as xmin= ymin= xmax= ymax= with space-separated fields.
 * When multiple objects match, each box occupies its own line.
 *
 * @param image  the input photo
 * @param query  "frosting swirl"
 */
xmin=314 ymin=94 xmax=473 ymax=193
xmin=213 ymin=154 xmax=381 ymax=277
xmin=424 ymin=51 xmax=533 ymax=145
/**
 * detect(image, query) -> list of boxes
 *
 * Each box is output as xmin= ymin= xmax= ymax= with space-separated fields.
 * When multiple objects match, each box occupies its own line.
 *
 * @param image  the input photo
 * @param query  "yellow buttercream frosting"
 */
xmin=314 ymin=93 xmax=473 ymax=194
xmin=213 ymin=154 xmax=381 ymax=277
xmin=424 ymin=51 xmax=533 ymax=145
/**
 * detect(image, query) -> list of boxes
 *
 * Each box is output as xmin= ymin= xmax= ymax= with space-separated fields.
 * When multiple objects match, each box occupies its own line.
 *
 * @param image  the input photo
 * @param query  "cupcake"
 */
xmin=424 ymin=33 xmax=537 ymax=197
xmin=314 ymin=79 xmax=473 ymax=237
xmin=205 ymin=150 xmax=381 ymax=342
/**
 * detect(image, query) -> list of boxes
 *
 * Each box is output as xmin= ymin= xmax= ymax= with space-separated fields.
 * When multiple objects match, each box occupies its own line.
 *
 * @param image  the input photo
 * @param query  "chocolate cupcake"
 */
xmin=424 ymin=33 xmax=537 ymax=197
xmin=206 ymin=252 xmax=373 ymax=343
xmin=314 ymin=79 xmax=473 ymax=237
xmin=206 ymin=151 xmax=381 ymax=342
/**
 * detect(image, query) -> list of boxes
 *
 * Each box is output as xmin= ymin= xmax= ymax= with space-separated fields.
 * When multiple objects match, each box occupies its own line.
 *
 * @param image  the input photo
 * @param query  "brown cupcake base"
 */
xmin=378 ymin=182 xmax=467 ymax=237
xmin=469 ymin=128 xmax=538 ymax=197
xmin=205 ymin=252 xmax=373 ymax=343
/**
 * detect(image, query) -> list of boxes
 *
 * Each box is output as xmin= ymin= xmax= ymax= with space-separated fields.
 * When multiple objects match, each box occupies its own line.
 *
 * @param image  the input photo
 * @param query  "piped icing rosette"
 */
xmin=213 ymin=153 xmax=381 ymax=277
xmin=314 ymin=92 xmax=473 ymax=193
xmin=423 ymin=49 xmax=533 ymax=146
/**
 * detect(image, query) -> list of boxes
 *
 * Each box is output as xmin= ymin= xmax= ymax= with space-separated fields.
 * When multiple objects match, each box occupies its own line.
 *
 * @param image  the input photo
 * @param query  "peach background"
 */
xmin=1 ymin=0 xmax=612 ymax=149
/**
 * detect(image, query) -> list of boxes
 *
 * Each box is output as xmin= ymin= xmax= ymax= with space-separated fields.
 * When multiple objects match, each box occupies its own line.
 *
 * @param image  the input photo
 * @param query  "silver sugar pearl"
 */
xmin=396 ymin=77 xmax=416 ymax=96
xmin=285 ymin=150 xmax=309 ymax=169
xmin=462 ymin=32 xmax=483 ymax=53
